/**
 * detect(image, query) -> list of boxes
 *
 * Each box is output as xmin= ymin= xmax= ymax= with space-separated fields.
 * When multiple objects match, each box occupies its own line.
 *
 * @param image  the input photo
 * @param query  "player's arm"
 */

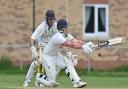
xmin=66 ymin=34 xmax=84 ymax=45
xmin=62 ymin=40 xmax=95 ymax=54
xmin=70 ymin=38 xmax=84 ymax=45
xmin=30 ymin=22 xmax=45 ymax=46
xmin=30 ymin=38 xmax=36 ymax=46
xmin=29 ymin=22 xmax=45 ymax=59
xmin=62 ymin=40 xmax=83 ymax=49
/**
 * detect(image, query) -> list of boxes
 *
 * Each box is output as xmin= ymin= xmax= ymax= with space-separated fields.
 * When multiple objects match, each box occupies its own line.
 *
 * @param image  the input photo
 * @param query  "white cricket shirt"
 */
xmin=31 ymin=20 xmax=58 ymax=46
xmin=44 ymin=32 xmax=67 ymax=56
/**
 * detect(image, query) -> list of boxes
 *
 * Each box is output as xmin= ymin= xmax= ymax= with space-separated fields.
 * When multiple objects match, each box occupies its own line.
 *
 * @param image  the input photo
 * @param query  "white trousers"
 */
xmin=42 ymin=52 xmax=80 ymax=83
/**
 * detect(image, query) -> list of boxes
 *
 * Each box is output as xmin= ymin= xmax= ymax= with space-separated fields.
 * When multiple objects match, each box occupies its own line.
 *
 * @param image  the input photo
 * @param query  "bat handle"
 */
xmin=89 ymin=45 xmax=98 ymax=50
xmin=93 ymin=44 xmax=98 ymax=48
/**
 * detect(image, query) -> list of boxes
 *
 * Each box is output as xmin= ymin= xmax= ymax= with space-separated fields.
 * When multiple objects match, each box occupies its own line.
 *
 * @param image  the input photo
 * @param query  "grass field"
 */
xmin=0 ymin=74 xmax=128 ymax=89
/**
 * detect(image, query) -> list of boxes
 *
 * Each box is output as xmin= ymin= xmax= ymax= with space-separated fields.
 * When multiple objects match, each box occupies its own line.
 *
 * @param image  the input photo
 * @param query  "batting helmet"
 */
xmin=57 ymin=19 xmax=68 ymax=32
xmin=45 ymin=10 xmax=55 ymax=20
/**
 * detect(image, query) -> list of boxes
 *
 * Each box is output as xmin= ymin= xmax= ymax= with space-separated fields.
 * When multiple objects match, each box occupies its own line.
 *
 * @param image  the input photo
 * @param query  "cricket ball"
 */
xmin=98 ymin=53 xmax=101 ymax=57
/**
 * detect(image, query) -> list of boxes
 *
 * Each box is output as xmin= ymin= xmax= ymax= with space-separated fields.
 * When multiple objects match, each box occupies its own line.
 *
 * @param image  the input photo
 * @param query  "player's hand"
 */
xmin=82 ymin=41 xmax=95 ymax=54
xmin=66 ymin=52 xmax=78 ymax=66
xmin=30 ymin=46 xmax=38 ymax=60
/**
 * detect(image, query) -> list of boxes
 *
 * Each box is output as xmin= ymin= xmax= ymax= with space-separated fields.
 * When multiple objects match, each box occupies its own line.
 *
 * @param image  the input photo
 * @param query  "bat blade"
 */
xmin=95 ymin=37 xmax=126 ymax=48
xmin=106 ymin=37 xmax=125 ymax=45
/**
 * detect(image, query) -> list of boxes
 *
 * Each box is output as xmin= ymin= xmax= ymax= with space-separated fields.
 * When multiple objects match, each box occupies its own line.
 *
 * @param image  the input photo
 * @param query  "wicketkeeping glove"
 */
xmin=30 ymin=46 xmax=38 ymax=60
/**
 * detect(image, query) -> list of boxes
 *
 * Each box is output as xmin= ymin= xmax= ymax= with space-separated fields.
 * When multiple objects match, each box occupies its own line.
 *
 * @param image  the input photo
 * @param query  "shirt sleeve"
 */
xmin=31 ymin=22 xmax=45 ymax=40
xmin=53 ymin=33 xmax=67 ymax=46
xmin=67 ymin=34 xmax=74 ymax=40
xmin=64 ymin=34 xmax=74 ymax=40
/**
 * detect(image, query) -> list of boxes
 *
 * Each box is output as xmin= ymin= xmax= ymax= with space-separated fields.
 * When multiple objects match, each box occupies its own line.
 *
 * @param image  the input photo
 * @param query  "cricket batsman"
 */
xmin=39 ymin=19 xmax=95 ymax=88
xmin=23 ymin=10 xmax=84 ymax=87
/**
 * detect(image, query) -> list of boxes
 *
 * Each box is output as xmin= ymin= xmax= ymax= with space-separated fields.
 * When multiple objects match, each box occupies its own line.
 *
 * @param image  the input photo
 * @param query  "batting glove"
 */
xmin=82 ymin=41 xmax=95 ymax=54
xmin=30 ymin=46 xmax=38 ymax=60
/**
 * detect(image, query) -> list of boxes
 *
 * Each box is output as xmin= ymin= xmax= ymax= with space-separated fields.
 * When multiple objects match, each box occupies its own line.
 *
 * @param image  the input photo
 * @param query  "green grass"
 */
xmin=0 ymin=55 xmax=128 ymax=89
xmin=0 ymin=74 xmax=128 ymax=89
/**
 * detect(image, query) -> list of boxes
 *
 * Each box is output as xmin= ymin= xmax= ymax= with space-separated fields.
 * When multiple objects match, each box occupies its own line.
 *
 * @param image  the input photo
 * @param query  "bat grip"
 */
xmin=93 ymin=41 xmax=109 ymax=48
xmin=89 ymin=45 xmax=97 ymax=50
xmin=93 ymin=45 xmax=98 ymax=48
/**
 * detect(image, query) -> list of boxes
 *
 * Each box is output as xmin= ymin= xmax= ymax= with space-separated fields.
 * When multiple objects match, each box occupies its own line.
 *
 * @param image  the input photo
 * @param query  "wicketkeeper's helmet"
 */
xmin=45 ymin=10 xmax=55 ymax=20
xmin=57 ymin=19 xmax=68 ymax=32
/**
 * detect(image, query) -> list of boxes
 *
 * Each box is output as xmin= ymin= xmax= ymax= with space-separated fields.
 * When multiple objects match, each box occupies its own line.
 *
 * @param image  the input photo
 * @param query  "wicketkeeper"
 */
xmin=23 ymin=10 xmax=57 ymax=87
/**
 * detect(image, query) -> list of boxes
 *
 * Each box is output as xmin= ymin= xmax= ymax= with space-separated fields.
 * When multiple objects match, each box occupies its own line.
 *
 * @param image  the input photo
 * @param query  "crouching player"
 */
xmin=23 ymin=10 xmax=58 ymax=87
xmin=37 ymin=19 xmax=95 ymax=88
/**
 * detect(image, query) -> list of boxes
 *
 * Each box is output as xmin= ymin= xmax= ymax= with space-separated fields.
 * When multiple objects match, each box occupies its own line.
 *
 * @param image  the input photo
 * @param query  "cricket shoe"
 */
xmin=36 ymin=78 xmax=58 ymax=87
xmin=50 ymin=82 xmax=59 ymax=87
xmin=35 ymin=80 xmax=44 ymax=87
xmin=23 ymin=79 xmax=31 ymax=87
xmin=73 ymin=80 xmax=87 ymax=88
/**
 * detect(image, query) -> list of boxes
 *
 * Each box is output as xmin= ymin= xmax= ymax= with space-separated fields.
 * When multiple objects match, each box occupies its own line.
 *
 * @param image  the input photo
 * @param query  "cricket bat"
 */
xmin=94 ymin=36 xmax=126 ymax=48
